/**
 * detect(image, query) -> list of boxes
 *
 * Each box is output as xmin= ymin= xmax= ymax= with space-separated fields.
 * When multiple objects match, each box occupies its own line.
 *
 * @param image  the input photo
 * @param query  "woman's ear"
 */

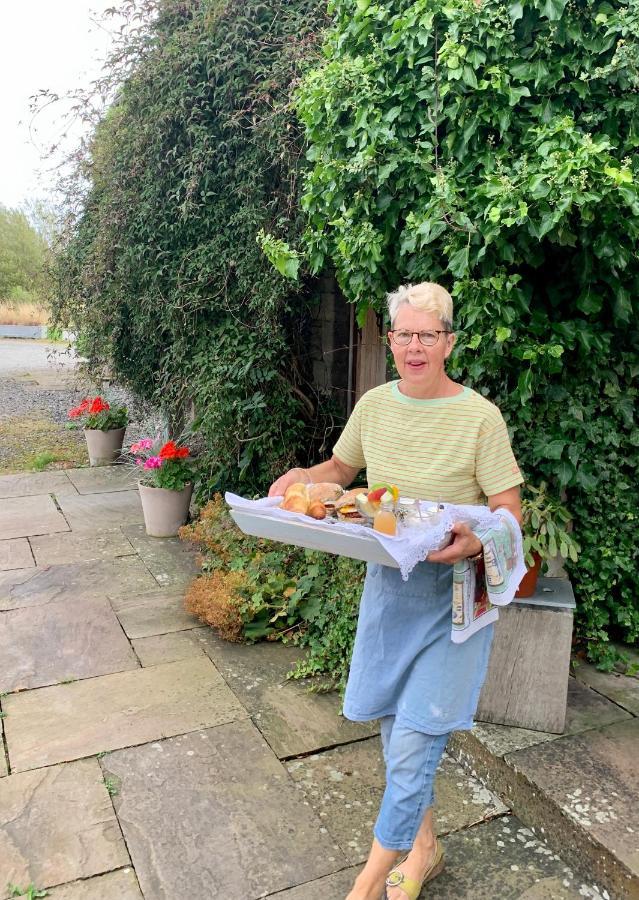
xmin=444 ymin=332 xmax=456 ymax=359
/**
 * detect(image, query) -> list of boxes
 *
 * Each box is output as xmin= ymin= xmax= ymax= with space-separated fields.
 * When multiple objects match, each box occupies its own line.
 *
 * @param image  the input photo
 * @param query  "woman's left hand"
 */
xmin=427 ymin=522 xmax=482 ymax=565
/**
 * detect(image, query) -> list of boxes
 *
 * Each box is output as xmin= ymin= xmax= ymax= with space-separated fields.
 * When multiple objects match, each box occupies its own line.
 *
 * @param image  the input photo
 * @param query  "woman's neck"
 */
xmin=397 ymin=373 xmax=463 ymax=400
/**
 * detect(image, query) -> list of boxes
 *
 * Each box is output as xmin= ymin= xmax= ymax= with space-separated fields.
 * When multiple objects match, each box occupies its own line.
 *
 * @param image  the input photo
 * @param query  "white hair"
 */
xmin=387 ymin=282 xmax=453 ymax=330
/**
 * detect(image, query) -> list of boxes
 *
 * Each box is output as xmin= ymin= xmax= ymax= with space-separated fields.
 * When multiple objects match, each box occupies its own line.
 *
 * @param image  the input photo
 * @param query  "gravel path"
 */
xmin=0 ymin=339 xmax=165 ymax=470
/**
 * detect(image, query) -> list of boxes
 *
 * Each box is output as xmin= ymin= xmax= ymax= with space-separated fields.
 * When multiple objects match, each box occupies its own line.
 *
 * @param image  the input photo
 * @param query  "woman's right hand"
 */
xmin=268 ymin=467 xmax=312 ymax=498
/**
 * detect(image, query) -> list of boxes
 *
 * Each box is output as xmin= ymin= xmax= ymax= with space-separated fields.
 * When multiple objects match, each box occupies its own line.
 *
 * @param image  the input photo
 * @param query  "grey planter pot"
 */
xmin=138 ymin=482 xmax=193 ymax=537
xmin=84 ymin=427 xmax=126 ymax=466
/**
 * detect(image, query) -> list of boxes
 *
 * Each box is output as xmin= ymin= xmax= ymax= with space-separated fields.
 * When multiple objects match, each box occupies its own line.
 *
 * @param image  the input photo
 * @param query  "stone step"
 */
xmin=449 ymin=676 xmax=639 ymax=900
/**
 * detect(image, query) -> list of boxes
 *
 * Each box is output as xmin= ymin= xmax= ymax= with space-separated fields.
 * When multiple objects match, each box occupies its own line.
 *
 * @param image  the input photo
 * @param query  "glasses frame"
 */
xmin=388 ymin=329 xmax=452 ymax=347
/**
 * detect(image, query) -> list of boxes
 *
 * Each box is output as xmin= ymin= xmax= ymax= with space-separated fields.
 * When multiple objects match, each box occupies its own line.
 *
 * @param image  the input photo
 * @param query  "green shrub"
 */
xmin=290 ymin=0 xmax=639 ymax=664
xmin=52 ymin=0 xmax=336 ymax=498
xmin=180 ymin=496 xmax=364 ymax=689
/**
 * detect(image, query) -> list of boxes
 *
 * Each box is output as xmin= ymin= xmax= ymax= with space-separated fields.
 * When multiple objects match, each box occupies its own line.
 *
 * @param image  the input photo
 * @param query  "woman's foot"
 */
xmin=384 ymin=839 xmax=440 ymax=899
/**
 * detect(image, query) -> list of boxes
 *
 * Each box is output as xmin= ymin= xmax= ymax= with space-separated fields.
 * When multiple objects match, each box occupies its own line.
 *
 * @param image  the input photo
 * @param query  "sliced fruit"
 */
xmin=367 ymin=486 xmax=387 ymax=503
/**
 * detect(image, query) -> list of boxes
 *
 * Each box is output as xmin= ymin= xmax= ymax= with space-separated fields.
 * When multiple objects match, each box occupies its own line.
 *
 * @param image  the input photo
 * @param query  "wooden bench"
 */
xmin=477 ymin=577 xmax=576 ymax=734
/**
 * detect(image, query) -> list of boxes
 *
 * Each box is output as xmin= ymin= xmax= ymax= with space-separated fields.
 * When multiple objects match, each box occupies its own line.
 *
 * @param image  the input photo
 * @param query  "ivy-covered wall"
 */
xmin=54 ymin=0 xmax=336 ymax=494
xmin=293 ymin=0 xmax=639 ymax=665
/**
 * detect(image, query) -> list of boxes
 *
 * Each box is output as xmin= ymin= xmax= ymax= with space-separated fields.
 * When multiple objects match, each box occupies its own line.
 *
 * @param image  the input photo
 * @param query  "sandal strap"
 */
xmin=385 ymin=840 xmax=444 ymax=900
xmin=384 ymin=869 xmax=422 ymax=900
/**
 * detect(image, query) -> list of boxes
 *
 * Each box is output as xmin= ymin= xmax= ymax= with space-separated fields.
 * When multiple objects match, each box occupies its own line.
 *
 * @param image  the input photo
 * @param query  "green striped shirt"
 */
xmin=333 ymin=381 xmax=523 ymax=505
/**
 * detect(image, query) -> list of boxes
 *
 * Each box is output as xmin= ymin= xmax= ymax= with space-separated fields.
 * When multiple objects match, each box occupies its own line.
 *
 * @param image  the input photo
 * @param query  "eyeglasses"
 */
xmin=389 ymin=330 xmax=452 ymax=347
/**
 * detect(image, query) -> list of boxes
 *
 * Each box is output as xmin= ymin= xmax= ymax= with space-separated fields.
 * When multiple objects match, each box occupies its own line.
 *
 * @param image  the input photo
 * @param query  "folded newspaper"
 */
xmin=225 ymin=493 xmax=526 ymax=644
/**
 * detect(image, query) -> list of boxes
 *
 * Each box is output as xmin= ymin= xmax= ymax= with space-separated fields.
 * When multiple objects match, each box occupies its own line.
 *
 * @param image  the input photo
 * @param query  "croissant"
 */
xmin=281 ymin=494 xmax=309 ymax=514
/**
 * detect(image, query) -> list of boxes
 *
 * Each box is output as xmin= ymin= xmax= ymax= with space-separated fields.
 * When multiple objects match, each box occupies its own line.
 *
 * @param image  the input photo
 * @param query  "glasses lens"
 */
xmin=418 ymin=331 xmax=438 ymax=346
xmin=393 ymin=331 xmax=412 ymax=345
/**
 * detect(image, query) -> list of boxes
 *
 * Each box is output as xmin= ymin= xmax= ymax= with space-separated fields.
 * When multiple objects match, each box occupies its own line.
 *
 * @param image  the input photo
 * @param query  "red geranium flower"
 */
xmin=159 ymin=440 xmax=189 ymax=460
xmin=89 ymin=397 xmax=110 ymax=415
xmin=68 ymin=397 xmax=92 ymax=418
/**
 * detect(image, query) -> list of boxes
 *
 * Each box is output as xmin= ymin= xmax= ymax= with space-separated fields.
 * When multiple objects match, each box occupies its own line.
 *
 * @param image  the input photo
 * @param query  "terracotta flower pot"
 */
xmin=84 ymin=427 xmax=126 ymax=467
xmin=515 ymin=552 xmax=542 ymax=598
xmin=138 ymin=482 xmax=193 ymax=537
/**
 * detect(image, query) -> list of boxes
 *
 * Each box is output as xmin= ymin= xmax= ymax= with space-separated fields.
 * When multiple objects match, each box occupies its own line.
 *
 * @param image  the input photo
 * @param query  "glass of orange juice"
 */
xmin=374 ymin=500 xmax=397 ymax=536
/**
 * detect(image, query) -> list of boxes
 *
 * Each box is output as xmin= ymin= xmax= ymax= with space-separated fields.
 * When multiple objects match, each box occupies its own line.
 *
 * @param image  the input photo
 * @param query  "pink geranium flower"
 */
xmin=143 ymin=456 xmax=163 ymax=469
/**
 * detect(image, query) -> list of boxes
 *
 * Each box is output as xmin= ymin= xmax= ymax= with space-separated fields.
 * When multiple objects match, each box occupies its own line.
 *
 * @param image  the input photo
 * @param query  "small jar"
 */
xmin=397 ymin=498 xmax=421 ymax=527
xmin=373 ymin=500 xmax=397 ymax=536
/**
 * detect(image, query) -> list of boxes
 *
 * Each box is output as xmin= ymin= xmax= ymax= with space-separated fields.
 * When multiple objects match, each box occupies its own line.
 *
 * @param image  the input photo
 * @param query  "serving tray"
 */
xmin=230 ymin=508 xmax=402 ymax=567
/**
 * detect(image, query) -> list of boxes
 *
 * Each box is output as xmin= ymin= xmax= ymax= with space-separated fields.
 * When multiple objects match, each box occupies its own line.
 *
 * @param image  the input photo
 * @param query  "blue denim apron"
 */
xmin=343 ymin=560 xmax=494 ymax=734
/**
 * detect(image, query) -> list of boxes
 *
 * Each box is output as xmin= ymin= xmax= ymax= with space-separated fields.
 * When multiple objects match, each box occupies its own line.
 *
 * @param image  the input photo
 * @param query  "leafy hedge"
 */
xmin=293 ymin=0 xmax=639 ymax=665
xmin=53 ymin=0 xmax=333 ymax=495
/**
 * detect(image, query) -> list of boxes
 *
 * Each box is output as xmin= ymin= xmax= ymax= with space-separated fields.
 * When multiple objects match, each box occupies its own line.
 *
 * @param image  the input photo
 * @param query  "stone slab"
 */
xmin=202 ymin=633 xmax=378 ymax=758
xmin=425 ymin=817 xmax=587 ymax=900
xmin=286 ymin=740 xmax=507 ymax=865
xmin=110 ymin=589 xmax=199 ymax=639
xmin=29 ymin=529 xmax=136 ymax=566
xmin=574 ymin=660 xmax=639 ymax=716
xmin=65 ymin=466 xmax=138 ymax=495
xmin=0 ymin=595 xmax=139 ymax=693
xmin=121 ymin=524 xmax=199 ymax=586
xmin=0 ymin=758 xmax=129 ymax=897
xmin=4 ymin=656 xmax=246 ymax=772
xmin=56 ymin=490 xmax=144 ymax=531
xmin=102 ymin=720 xmax=346 ymax=899
xmin=504 ymin=719 xmax=639 ymax=898
xmin=0 ymin=471 xmax=77 ymax=499
xmin=466 ymin=676 xmax=633 ymax=761
xmin=0 ymin=494 xmax=70 ymax=539
xmin=263 ymin=867 xmax=363 ymax=899
xmin=47 ymin=870 xmax=143 ymax=900
xmin=0 ymin=538 xmax=34 ymax=571
xmin=0 ymin=556 xmax=157 ymax=611
xmin=132 ymin=627 xmax=215 ymax=666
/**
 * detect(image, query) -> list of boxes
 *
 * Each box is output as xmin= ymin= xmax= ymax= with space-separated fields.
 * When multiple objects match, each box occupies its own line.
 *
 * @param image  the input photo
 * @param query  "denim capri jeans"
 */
xmin=343 ymin=560 xmax=494 ymax=850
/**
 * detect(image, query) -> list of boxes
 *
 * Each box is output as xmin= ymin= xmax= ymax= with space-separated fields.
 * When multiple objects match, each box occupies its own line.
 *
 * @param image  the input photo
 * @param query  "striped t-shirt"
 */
xmin=333 ymin=381 xmax=523 ymax=505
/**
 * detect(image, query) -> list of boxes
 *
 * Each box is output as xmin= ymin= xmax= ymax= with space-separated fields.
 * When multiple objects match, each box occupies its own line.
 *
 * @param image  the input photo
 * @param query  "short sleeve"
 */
xmin=475 ymin=418 xmax=524 ymax=497
xmin=332 ymin=399 xmax=366 ymax=469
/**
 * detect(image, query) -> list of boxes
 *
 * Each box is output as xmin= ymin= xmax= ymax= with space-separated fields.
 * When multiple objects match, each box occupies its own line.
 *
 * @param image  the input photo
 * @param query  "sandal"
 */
xmin=383 ymin=839 xmax=445 ymax=899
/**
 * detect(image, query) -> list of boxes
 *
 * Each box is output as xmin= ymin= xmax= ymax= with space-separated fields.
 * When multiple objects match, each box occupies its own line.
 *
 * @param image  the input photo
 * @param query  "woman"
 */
xmin=269 ymin=282 xmax=523 ymax=900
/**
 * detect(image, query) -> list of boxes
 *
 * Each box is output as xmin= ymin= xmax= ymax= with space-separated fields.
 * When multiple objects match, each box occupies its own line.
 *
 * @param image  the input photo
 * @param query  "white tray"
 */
xmin=230 ymin=508 xmax=402 ymax=567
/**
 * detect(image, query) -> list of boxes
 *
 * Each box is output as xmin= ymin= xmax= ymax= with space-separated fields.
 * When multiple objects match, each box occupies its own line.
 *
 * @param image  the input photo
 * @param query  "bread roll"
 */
xmin=308 ymin=482 xmax=343 ymax=503
xmin=308 ymin=500 xmax=327 ymax=520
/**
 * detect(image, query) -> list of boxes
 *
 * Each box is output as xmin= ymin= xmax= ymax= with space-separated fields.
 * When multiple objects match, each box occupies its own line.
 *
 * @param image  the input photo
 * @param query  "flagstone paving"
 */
xmin=0 ymin=470 xmax=79 ymax=499
xmin=0 ymin=464 xmax=634 ymax=900
xmin=0 ymin=595 xmax=139 ymax=693
xmin=29 ymin=528 xmax=136 ymax=565
xmin=102 ymin=721 xmax=347 ymax=899
xmin=0 ymin=537 xmax=34 ymax=571
xmin=56 ymin=489 xmax=144 ymax=530
xmin=131 ymin=626 xmax=216 ymax=666
xmin=5 ymin=656 xmax=246 ymax=772
xmin=201 ymin=632 xmax=379 ymax=758
xmin=65 ymin=465 xmax=138 ymax=494
xmin=110 ymin=588 xmax=200 ymax=638
xmin=0 ymin=758 xmax=129 ymax=898
xmin=0 ymin=493 xmax=70 ymax=539
xmin=0 ymin=556 xmax=157 ymax=611
xmin=121 ymin=524 xmax=199 ymax=586
xmin=46 ymin=869 xmax=143 ymax=900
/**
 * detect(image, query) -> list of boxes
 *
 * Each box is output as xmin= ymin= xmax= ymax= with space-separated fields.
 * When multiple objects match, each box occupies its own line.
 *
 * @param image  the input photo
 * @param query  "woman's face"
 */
xmin=388 ymin=305 xmax=455 ymax=390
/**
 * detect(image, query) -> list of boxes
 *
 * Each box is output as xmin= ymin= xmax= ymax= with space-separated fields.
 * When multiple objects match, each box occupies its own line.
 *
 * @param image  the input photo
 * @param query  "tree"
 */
xmin=0 ymin=204 xmax=49 ymax=300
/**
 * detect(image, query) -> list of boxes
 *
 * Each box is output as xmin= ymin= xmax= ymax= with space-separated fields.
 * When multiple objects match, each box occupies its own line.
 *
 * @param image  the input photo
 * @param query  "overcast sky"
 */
xmin=0 ymin=1 xmax=121 ymax=210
